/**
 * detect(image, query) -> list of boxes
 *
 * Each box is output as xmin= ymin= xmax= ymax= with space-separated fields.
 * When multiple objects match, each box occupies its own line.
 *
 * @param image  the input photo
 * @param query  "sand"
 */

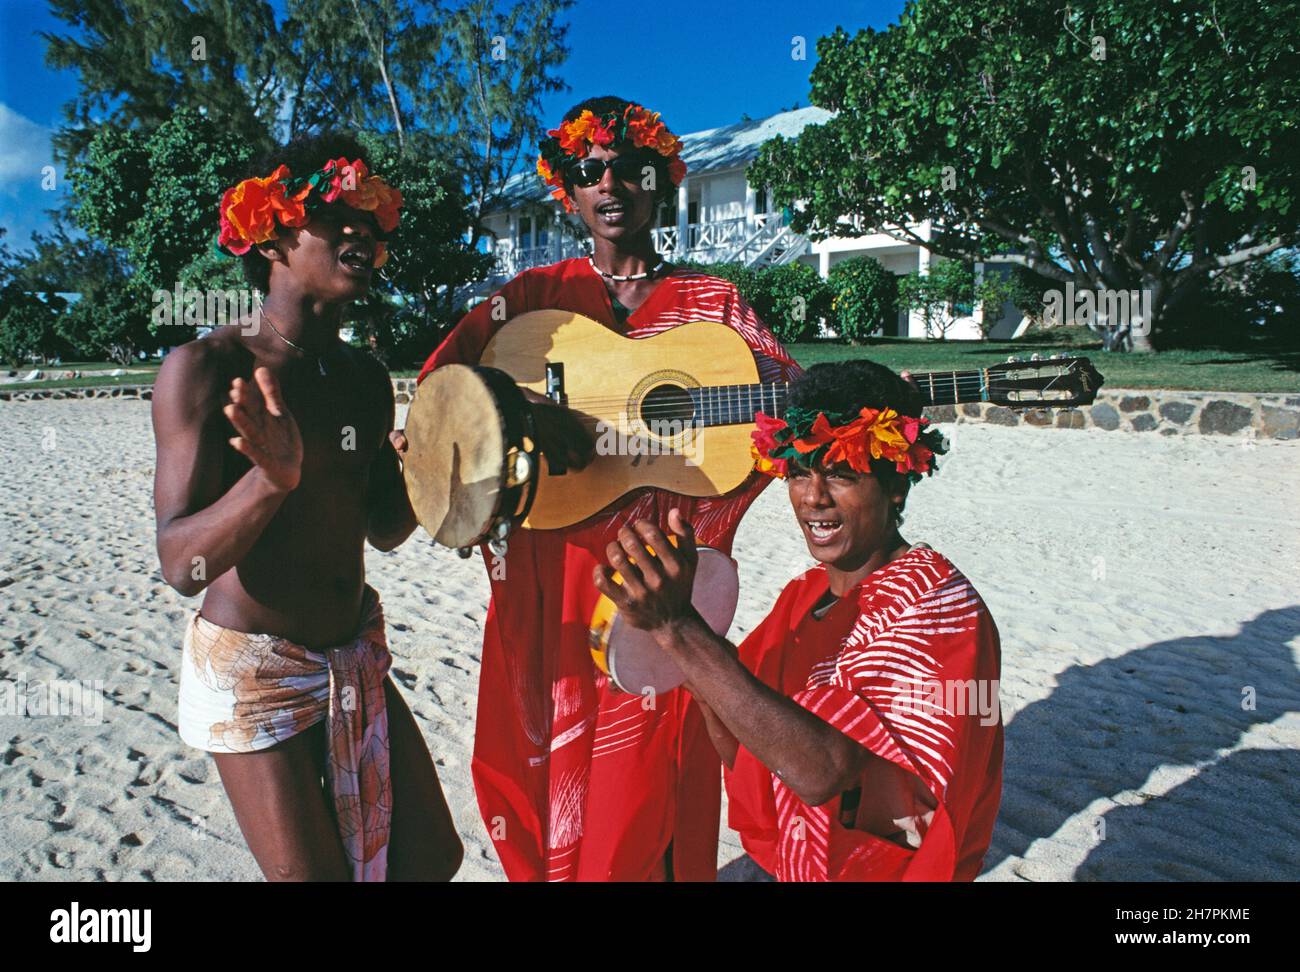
xmin=1 ymin=398 xmax=1297 ymax=881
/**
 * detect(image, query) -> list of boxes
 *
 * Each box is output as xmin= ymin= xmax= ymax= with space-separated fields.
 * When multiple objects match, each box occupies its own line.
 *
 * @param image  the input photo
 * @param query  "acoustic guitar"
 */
xmin=468 ymin=310 xmax=1104 ymax=531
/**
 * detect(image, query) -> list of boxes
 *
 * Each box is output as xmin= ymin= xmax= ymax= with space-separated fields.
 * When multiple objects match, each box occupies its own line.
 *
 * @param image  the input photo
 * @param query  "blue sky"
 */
xmin=0 ymin=0 xmax=907 ymax=251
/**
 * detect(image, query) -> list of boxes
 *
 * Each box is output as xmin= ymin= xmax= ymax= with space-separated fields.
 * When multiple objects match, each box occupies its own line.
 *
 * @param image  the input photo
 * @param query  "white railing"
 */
xmin=652 ymin=225 xmax=679 ymax=254
xmin=770 ymin=229 xmax=811 ymax=265
xmin=684 ymin=217 xmax=749 ymax=260
xmin=658 ymin=213 xmax=807 ymax=266
xmin=485 ymin=212 xmax=807 ymax=280
xmin=490 ymin=238 xmax=589 ymax=279
xmin=722 ymin=214 xmax=787 ymax=266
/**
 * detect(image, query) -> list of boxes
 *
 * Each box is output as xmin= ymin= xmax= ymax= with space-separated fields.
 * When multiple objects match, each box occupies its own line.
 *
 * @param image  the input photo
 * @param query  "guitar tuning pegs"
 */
xmin=1006 ymin=355 xmax=1022 ymax=363
xmin=1030 ymin=353 xmax=1042 ymax=361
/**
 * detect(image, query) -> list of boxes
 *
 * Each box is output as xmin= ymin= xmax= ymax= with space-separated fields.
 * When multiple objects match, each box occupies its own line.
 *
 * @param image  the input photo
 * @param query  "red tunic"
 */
xmin=726 ymin=546 xmax=1004 ymax=881
xmin=418 ymin=258 xmax=801 ymax=881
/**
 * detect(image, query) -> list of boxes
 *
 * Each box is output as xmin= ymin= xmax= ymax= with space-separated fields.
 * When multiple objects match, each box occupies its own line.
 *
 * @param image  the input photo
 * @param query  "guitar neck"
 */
xmin=689 ymin=369 xmax=992 ymax=427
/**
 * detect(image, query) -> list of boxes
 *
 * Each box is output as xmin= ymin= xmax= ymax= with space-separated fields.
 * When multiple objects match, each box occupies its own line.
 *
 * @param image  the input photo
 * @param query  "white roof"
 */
xmin=491 ymin=105 xmax=834 ymax=212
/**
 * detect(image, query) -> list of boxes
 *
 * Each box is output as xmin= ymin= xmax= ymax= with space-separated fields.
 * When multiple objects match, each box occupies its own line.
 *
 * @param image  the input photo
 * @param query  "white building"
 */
xmin=476 ymin=106 xmax=1025 ymax=340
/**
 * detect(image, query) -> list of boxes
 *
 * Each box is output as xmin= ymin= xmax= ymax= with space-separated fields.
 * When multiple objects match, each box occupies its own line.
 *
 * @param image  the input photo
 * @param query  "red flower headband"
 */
xmin=750 ymin=405 xmax=948 ymax=482
xmin=217 ymin=157 xmax=403 ymax=267
xmin=536 ymin=103 xmax=687 ymax=213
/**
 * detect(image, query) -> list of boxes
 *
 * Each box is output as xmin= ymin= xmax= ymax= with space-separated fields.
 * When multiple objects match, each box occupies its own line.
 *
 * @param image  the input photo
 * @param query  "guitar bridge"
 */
xmin=545 ymin=362 xmax=568 ymax=476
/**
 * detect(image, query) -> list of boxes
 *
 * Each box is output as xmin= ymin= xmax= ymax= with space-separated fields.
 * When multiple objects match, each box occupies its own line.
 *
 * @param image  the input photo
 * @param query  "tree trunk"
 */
xmin=1128 ymin=275 xmax=1164 ymax=353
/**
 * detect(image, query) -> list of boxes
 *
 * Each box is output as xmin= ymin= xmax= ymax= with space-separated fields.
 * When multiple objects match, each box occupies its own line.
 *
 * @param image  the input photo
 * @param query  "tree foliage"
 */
xmin=41 ymin=0 xmax=572 ymax=365
xmin=897 ymin=259 xmax=1023 ymax=340
xmin=827 ymin=255 xmax=897 ymax=341
xmin=749 ymin=0 xmax=1300 ymax=351
xmin=6 ymin=221 xmax=160 ymax=363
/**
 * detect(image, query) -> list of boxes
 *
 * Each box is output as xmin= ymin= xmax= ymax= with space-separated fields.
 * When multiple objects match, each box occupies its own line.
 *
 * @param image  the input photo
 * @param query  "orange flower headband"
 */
xmin=750 ymin=405 xmax=948 ymax=482
xmin=217 ymin=157 xmax=403 ymax=267
xmin=536 ymin=103 xmax=687 ymax=212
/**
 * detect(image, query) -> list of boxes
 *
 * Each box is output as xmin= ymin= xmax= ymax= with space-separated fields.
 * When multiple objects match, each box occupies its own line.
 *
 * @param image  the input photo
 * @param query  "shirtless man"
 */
xmin=152 ymin=133 xmax=461 ymax=881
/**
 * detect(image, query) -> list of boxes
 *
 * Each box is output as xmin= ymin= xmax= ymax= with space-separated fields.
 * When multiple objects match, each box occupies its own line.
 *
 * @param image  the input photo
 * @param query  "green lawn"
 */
xmin=787 ymin=329 xmax=1300 ymax=394
xmin=1 ymin=362 xmax=159 ymax=393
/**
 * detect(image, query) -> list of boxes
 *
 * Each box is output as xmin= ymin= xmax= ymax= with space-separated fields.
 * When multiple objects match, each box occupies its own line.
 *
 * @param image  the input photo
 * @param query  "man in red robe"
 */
xmin=593 ymin=359 xmax=1003 ymax=880
xmin=414 ymin=97 xmax=800 ymax=881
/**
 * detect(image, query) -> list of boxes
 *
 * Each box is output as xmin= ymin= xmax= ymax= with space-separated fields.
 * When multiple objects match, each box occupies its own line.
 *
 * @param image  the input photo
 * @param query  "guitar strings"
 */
xmin=548 ymin=369 xmax=1074 ymax=412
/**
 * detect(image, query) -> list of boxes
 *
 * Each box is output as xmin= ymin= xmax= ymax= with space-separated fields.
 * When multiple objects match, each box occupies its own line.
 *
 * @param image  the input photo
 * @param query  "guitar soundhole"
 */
xmin=639 ymin=383 xmax=696 ymax=432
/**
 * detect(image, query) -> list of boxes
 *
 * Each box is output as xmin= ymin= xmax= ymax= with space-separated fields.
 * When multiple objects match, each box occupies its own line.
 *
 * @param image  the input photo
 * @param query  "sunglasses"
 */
xmin=566 ymin=155 xmax=654 ymax=188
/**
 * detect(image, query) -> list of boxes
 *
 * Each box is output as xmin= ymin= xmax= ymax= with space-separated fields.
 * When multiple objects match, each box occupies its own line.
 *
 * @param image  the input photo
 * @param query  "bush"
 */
xmin=755 ymin=263 xmax=832 ymax=343
xmin=827 ymin=256 xmax=897 ymax=342
xmin=677 ymin=260 xmax=756 ymax=296
xmin=677 ymin=260 xmax=831 ymax=343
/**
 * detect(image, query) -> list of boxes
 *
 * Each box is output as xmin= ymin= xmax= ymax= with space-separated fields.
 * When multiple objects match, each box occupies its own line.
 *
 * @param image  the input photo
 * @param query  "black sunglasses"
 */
xmin=566 ymin=155 xmax=654 ymax=189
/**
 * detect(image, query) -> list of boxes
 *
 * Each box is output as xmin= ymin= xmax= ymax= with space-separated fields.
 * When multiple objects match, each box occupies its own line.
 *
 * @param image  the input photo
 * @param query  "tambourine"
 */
xmin=588 ymin=542 xmax=739 ymax=695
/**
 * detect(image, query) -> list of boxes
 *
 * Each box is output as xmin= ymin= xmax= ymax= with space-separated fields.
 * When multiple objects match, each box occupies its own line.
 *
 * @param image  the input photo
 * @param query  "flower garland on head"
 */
xmin=537 ymin=103 xmax=687 ymax=213
xmin=216 ymin=157 xmax=403 ymax=268
xmin=750 ymin=405 xmax=949 ymax=483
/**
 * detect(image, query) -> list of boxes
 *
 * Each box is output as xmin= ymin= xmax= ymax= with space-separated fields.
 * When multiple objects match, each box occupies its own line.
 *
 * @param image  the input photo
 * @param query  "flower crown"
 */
xmin=750 ymin=405 xmax=949 ymax=482
xmin=536 ymin=103 xmax=687 ymax=213
xmin=217 ymin=157 xmax=403 ymax=267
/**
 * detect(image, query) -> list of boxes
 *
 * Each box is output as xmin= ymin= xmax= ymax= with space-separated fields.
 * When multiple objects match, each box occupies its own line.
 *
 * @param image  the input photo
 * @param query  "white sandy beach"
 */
xmin=1 ymin=398 xmax=1297 ymax=881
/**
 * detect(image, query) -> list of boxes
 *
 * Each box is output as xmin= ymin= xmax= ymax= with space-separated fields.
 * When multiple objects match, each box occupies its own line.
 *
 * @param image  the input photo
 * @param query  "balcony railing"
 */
xmin=489 ymin=212 xmax=799 ymax=280
xmin=490 ymin=238 xmax=589 ymax=279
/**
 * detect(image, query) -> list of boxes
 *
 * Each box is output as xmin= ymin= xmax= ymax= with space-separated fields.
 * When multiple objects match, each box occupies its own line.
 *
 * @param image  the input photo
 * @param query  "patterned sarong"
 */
xmin=178 ymin=586 xmax=393 ymax=881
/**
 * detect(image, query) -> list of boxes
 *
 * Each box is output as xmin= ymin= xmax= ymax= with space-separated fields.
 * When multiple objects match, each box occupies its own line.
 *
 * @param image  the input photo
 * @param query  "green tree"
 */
xmin=827 ymin=256 xmax=897 ymax=342
xmin=0 ymin=286 xmax=70 ymax=367
xmin=5 ymin=221 xmax=158 ymax=362
xmin=897 ymin=260 xmax=1018 ymax=340
xmin=749 ymin=0 xmax=1300 ymax=352
xmin=43 ymin=0 xmax=285 ymax=163
xmin=351 ymin=131 xmax=495 ymax=363
xmin=433 ymin=0 xmax=574 ymax=247
xmin=45 ymin=0 xmax=572 ymax=246
xmin=67 ymin=106 xmax=254 ymax=348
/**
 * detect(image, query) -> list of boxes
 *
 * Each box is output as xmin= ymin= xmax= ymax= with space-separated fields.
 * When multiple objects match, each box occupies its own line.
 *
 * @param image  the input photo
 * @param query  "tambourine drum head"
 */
xmin=607 ymin=547 xmax=740 ymax=696
xmin=403 ymin=365 xmax=506 ymax=549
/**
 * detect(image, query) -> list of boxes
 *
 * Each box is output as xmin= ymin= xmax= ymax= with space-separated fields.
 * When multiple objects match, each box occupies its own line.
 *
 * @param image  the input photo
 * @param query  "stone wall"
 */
xmin=0 ymin=384 xmax=154 ymax=402
xmin=4 ymin=379 xmax=1298 ymax=441
xmin=921 ymin=387 xmax=1299 ymax=440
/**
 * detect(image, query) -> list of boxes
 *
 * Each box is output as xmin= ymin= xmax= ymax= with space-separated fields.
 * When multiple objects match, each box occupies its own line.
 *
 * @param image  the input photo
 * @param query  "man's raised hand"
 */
xmin=223 ymin=366 xmax=303 ymax=493
xmin=592 ymin=509 xmax=700 ymax=632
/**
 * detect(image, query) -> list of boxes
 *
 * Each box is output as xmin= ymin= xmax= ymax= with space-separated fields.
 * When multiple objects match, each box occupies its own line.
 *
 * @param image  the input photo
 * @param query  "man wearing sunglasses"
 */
xmin=405 ymin=96 xmax=803 ymax=882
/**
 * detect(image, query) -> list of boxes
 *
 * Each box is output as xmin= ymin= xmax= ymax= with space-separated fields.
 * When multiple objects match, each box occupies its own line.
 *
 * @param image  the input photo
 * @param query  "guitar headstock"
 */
xmin=988 ymin=355 xmax=1104 ymax=408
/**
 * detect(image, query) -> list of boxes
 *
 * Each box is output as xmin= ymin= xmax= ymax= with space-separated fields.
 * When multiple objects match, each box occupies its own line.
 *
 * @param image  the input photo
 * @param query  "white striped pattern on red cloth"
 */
xmin=770 ymin=550 xmax=986 ymax=880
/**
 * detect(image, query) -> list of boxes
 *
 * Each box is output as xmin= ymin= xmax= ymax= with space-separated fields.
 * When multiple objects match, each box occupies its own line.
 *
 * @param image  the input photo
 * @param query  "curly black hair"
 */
xmin=788 ymin=358 xmax=924 ymax=418
xmin=235 ymin=130 xmax=371 ymax=292
xmin=555 ymin=94 xmax=677 ymax=207
xmin=787 ymin=359 xmax=931 ymax=525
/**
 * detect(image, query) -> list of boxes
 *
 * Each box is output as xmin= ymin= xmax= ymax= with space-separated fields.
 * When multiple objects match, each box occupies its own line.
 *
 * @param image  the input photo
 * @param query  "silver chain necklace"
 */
xmin=588 ymin=256 xmax=665 ymax=282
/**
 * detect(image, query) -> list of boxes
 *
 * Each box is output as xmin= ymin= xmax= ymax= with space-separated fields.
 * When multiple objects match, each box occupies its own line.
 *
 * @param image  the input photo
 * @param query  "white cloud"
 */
xmin=0 ymin=103 xmax=62 ymax=247
xmin=0 ymin=103 xmax=56 ymax=186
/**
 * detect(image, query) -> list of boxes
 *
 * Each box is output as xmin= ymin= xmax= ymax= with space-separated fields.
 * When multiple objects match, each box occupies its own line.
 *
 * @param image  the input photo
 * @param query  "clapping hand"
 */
xmin=224 ymin=366 xmax=303 ymax=493
xmin=593 ymin=509 xmax=700 ymax=632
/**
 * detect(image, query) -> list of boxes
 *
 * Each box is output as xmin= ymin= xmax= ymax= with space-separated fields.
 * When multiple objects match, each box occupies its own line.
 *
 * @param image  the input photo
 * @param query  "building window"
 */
xmin=755 ymin=186 xmax=769 ymax=213
xmin=518 ymin=216 xmax=533 ymax=248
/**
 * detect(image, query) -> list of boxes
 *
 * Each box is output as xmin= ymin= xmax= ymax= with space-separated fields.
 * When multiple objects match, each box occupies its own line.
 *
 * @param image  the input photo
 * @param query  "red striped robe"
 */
xmin=725 ymin=547 xmax=1004 ymax=880
xmin=418 ymin=258 xmax=802 ymax=881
